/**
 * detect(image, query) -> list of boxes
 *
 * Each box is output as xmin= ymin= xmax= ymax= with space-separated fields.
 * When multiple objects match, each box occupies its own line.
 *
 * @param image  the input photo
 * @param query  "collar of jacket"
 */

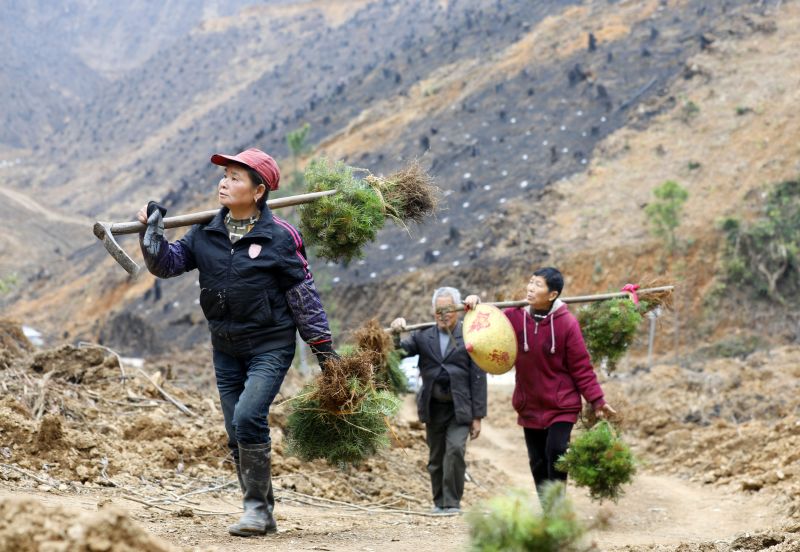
xmin=204 ymin=205 xmax=274 ymax=241
xmin=427 ymin=320 xmax=463 ymax=358
xmin=525 ymin=298 xmax=567 ymax=325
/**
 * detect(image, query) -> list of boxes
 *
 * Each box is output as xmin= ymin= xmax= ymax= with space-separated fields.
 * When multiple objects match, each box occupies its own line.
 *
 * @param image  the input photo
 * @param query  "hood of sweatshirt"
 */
xmin=523 ymin=298 xmax=568 ymax=354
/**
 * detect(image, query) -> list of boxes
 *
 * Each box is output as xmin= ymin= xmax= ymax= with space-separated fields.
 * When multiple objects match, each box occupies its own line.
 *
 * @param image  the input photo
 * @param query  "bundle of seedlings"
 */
xmin=285 ymin=349 xmax=401 ymax=465
xmin=555 ymin=420 xmax=636 ymax=503
xmin=467 ymin=483 xmax=590 ymax=552
xmin=352 ymin=319 xmax=408 ymax=395
xmin=298 ymin=157 xmax=439 ymax=264
xmin=576 ymin=281 xmax=673 ymax=372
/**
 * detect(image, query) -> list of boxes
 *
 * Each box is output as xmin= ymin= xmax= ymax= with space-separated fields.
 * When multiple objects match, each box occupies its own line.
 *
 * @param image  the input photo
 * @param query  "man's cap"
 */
xmin=210 ymin=148 xmax=281 ymax=191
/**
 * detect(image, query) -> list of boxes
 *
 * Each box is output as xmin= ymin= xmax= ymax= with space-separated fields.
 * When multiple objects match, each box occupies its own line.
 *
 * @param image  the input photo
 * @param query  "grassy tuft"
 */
xmin=467 ymin=483 xmax=586 ymax=552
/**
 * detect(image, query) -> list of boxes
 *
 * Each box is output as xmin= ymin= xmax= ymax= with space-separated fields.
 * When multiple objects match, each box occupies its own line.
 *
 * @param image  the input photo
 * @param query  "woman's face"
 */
xmin=218 ymin=165 xmax=264 ymax=211
xmin=526 ymin=276 xmax=558 ymax=310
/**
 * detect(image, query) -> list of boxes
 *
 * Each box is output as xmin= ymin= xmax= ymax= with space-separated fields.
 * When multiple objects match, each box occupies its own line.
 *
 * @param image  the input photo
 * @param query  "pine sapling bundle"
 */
xmin=285 ymin=349 xmax=401 ymax=465
xmin=299 ymin=157 xmax=439 ymax=264
xmin=353 ymin=319 xmax=408 ymax=395
xmin=577 ymin=280 xmax=673 ymax=372
xmin=382 ymin=349 xmax=408 ymax=396
xmin=555 ymin=420 xmax=636 ymax=503
xmin=467 ymin=483 xmax=587 ymax=552
xmin=577 ymin=298 xmax=643 ymax=372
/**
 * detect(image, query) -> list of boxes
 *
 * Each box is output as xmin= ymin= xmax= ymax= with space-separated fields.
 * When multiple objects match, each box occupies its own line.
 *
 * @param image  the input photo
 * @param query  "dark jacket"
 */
xmin=140 ymin=205 xmax=332 ymax=358
xmin=504 ymin=299 xmax=605 ymax=429
xmin=398 ymin=322 xmax=487 ymax=425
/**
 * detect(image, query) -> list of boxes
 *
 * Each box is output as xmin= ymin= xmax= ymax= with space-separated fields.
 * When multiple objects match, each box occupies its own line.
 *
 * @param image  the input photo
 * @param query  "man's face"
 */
xmin=434 ymin=295 xmax=459 ymax=331
xmin=526 ymin=275 xmax=558 ymax=310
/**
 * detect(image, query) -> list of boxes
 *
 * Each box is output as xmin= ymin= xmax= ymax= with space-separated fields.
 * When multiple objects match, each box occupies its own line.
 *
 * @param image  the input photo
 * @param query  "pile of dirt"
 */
xmin=601 ymin=345 xmax=800 ymax=520
xmin=0 ymin=497 xmax=184 ymax=552
xmin=0 ymin=318 xmax=32 ymax=370
xmin=613 ymin=522 xmax=800 ymax=552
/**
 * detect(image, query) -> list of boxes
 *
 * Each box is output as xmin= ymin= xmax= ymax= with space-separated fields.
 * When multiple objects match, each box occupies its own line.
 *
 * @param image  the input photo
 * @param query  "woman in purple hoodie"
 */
xmin=465 ymin=267 xmax=615 ymax=502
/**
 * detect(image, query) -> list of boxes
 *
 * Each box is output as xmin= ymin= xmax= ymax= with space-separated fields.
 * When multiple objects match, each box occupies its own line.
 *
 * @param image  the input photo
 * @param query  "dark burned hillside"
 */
xmin=0 ymin=0 xmax=272 ymax=148
xmin=0 ymin=0 xmax=790 ymax=356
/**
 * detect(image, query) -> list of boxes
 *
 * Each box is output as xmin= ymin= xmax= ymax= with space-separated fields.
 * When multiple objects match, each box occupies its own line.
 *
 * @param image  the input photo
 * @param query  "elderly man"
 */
xmin=391 ymin=287 xmax=487 ymax=513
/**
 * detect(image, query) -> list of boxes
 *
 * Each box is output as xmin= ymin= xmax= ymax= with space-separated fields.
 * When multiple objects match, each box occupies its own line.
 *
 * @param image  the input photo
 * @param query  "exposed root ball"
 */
xmin=313 ymin=350 xmax=374 ymax=413
xmin=639 ymin=277 xmax=675 ymax=312
xmin=353 ymin=319 xmax=394 ymax=366
xmin=380 ymin=160 xmax=440 ymax=224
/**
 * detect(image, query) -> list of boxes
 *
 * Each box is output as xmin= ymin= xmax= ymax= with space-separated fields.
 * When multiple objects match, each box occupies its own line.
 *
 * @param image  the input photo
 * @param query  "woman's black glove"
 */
xmin=310 ymin=341 xmax=340 ymax=371
xmin=142 ymin=201 xmax=167 ymax=257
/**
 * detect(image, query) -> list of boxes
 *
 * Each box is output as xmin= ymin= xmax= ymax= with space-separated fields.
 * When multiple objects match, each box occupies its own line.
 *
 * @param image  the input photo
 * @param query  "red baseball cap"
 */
xmin=211 ymin=148 xmax=281 ymax=190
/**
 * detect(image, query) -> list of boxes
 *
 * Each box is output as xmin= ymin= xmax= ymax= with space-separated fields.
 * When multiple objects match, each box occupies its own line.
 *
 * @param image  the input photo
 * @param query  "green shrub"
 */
xmin=468 ymin=483 xmax=586 ymax=552
xmin=577 ymin=298 xmax=645 ymax=372
xmin=556 ymin=421 xmax=636 ymax=502
xmin=285 ymin=123 xmax=312 ymax=193
xmin=695 ymin=335 xmax=763 ymax=360
xmin=0 ymin=274 xmax=18 ymax=294
xmin=644 ymin=180 xmax=688 ymax=253
xmin=720 ymin=179 xmax=800 ymax=304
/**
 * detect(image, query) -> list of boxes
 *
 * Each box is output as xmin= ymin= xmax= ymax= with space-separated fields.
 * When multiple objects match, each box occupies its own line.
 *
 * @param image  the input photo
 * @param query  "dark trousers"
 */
xmin=523 ymin=422 xmax=573 ymax=499
xmin=213 ymin=344 xmax=295 ymax=459
xmin=425 ymin=400 xmax=470 ymax=509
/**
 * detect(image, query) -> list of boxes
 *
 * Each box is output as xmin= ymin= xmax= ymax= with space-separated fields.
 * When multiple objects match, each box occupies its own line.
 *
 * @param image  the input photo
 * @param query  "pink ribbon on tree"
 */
xmin=621 ymin=283 xmax=640 ymax=305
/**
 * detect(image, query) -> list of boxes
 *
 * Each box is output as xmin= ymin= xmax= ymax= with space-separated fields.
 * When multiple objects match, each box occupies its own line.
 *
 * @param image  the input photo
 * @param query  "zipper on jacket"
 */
xmin=534 ymin=321 xmax=539 ymax=335
xmin=226 ymin=243 xmax=235 ymax=341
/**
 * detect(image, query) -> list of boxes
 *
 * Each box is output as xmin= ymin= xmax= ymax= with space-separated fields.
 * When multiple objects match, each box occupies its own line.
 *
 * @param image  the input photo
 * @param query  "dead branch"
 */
xmin=1 ymin=463 xmax=61 ymax=488
xmin=33 ymin=371 xmax=54 ymax=420
xmin=275 ymin=487 xmax=459 ymax=517
xmin=134 ymin=367 xmax=195 ymax=417
xmin=77 ymin=341 xmax=126 ymax=384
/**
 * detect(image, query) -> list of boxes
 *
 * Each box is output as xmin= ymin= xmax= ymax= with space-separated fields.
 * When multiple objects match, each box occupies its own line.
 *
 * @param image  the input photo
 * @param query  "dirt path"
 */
xmin=0 ymin=395 xmax=784 ymax=551
xmin=0 ymin=185 xmax=91 ymax=227
xmin=471 ymin=417 xmax=781 ymax=549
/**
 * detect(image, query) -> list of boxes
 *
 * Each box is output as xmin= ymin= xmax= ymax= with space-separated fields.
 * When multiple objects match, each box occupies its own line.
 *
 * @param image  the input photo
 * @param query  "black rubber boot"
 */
xmin=233 ymin=453 xmax=244 ymax=492
xmin=228 ymin=443 xmax=277 ymax=537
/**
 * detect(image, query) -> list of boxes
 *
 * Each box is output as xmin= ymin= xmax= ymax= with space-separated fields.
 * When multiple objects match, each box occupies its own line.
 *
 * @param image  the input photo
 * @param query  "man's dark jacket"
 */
xmin=398 ymin=322 xmax=487 ymax=425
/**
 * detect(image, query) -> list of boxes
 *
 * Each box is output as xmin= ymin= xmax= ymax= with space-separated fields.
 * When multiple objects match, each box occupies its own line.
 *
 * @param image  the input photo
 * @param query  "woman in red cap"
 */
xmin=136 ymin=148 xmax=338 ymax=537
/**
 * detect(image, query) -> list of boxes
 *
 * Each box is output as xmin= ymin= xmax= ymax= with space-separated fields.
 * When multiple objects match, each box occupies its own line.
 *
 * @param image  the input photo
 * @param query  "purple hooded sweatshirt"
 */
xmin=504 ymin=299 xmax=606 ymax=429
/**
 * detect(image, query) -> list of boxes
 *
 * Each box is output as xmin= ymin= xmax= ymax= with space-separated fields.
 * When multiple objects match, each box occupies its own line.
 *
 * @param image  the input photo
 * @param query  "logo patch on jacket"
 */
xmin=248 ymin=244 xmax=262 ymax=259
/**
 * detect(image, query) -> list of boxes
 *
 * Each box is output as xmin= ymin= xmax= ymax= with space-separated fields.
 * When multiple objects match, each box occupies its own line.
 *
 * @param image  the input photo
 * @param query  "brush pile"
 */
xmin=577 ymin=282 xmax=674 ymax=371
xmin=298 ymin=158 xmax=439 ymax=264
xmin=285 ymin=349 xmax=401 ymax=466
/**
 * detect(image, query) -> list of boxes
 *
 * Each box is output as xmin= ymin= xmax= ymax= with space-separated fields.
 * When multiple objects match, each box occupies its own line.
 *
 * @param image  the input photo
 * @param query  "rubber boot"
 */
xmin=233 ymin=453 xmax=244 ymax=492
xmin=228 ymin=443 xmax=277 ymax=537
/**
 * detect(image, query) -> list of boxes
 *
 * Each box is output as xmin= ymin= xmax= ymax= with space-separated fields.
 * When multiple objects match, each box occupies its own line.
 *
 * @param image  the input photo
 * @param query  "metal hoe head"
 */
xmin=92 ymin=221 xmax=142 ymax=278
